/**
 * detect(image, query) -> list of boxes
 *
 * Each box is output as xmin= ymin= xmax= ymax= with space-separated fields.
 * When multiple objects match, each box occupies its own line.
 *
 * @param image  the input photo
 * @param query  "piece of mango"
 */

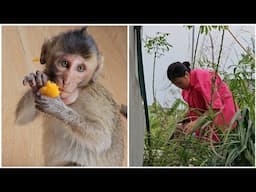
xmin=32 ymin=57 xmax=40 ymax=62
xmin=39 ymin=80 xmax=60 ymax=98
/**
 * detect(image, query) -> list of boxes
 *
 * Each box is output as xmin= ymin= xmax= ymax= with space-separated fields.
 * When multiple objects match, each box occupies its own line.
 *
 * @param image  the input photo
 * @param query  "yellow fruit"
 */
xmin=32 ymin=57 xmax=40 ymax=62
xmin=39 ymin=81 xmax=60 ymax=98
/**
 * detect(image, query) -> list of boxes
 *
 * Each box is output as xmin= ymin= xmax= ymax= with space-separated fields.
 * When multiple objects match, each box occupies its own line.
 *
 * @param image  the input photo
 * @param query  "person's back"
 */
xmin=182 ymin=69 xmax=236 ymax=130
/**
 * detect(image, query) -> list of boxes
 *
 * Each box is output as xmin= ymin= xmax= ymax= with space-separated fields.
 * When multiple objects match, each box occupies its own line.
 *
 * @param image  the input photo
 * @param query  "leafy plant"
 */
xmin=185 ymin=25 xmax=229 ymax=68
xmin=226 ymin=48 xmax=255 ymax=120
xmin=144 ymin=100 xmax=187 ymax=166
xmin=210 ymin=108 xmax=255 ymax=166
xmin=143 ymin=26 xmax=255 ymax=167
xmin=186 ymin=25 xmax=229 ymax=35
xmin=143 ymin=32 xmax=172 ymax=104
xmin=144 ymin=105 xmax=255 ymax=166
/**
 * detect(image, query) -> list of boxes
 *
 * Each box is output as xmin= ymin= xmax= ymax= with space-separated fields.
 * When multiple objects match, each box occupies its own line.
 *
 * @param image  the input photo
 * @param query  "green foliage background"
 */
xmin=143 ymin=26 xmax=255 ymax=166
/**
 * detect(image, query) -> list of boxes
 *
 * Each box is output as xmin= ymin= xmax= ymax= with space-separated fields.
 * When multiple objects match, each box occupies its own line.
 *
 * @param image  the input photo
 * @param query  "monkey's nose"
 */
xmin=63 ymin=77 xmax=72 ymax=86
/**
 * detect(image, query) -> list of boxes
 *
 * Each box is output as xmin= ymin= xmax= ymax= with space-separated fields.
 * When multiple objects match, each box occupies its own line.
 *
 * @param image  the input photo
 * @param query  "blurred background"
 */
xmin=2 ymin=26 xmax=127 ymax=166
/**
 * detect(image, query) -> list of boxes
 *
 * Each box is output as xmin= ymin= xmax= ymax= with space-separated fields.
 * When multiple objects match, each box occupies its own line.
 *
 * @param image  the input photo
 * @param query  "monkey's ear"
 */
xmin=80 ymin=26 xmax=89 ymax=35
xmin=40 ymin=40 xmax=51 ymax=64
xmin=91 ymin=55 xmax=104 ymax=82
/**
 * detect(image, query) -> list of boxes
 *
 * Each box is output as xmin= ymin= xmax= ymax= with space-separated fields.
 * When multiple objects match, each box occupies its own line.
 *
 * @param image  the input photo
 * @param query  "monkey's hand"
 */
xmin=23 ymin=71 xmax=48 ymax=93
xmin=35 ymin=92 xmax=67 ymax=119
xmin=35 ymin=92 xmax=112 ymax=154
xmin=34 ymin=92 xmax=80 ymax=126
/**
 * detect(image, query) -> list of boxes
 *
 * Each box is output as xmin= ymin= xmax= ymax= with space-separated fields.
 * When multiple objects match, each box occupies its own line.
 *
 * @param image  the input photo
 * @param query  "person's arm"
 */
xmin=183 ymin=108 xmax=221 ymax=134
xmin=183 ymin=111 xmax=207 ymax=134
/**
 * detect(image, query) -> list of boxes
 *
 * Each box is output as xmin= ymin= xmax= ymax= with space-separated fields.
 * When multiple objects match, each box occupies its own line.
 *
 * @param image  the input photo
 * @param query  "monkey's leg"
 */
xmin=15 ymin=91 xmax=38 ymax=125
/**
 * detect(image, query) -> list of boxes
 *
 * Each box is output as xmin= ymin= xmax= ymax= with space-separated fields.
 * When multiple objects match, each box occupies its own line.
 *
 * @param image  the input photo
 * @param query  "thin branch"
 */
xmin=209 ymin=33 xmax=215 ymax=68
xmin=191 ymin=26 xmax=195 ymax=64
xmin=192 ymin=27 xmax=201 ymax=69
xmin=227 ymin=28 xmax=253 ymax=57
xmin=210 ymin=29 xmax=225 ymax=107
xmin=153 ymin=51 xmax=157 ymax=105
xmin=216 ymin=29 xmax=225 ymax=73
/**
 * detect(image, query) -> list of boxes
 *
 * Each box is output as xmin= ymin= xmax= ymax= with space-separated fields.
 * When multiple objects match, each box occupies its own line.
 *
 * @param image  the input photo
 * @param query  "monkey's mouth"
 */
xmin=59 ymin=88 xmax=74 ymax=94
xmin=59 ymin=88 xmax=77 ymax=100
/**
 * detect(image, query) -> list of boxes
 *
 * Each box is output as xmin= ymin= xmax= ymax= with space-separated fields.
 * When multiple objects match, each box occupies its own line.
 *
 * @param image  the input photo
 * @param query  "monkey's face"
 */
xmin=53 ymin=53 xmax=98 ymax=102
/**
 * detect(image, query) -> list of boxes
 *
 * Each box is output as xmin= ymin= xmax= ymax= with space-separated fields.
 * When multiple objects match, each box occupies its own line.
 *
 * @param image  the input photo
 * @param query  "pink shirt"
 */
xmin=182 ymin=69 xmax=237 ymax=140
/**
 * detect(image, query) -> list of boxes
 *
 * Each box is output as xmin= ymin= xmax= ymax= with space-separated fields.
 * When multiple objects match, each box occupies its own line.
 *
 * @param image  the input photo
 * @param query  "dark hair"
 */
xmin=167 ymin=61 xmax=191 ymax=81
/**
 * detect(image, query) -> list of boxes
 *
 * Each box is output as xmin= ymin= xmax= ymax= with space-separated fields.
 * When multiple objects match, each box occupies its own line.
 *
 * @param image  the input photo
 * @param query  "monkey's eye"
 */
xmin=61 ymin=60 xmax=68 ymax=68
xmin=77 ymin=65 xmax=86 ymax=72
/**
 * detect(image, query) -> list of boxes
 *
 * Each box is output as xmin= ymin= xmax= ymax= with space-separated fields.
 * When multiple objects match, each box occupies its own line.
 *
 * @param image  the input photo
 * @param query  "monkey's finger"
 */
xmin=35 ymin=91 xmax=41 ymax=97
xmin=35 ymin=93 xmax=48 ymax=103
xmin=36 ymin=71 xmax=44 ymax=88
xmin=23 ymin=75 xmax=33 ymax=86
xmin=35 ymin=98 xmax=49 ymax=105
xmin=23 ymin=78 xmax=28 ymax=86
xmin=42 ymin=73 xmax=48 ymax=86
xmin=23 ymin=77 xmax=36 ymax=93
xmin=35 ymin=71 xmax=48 ymax=87
xmin=35 ymin=105 xmax=49 ymax=113
xmin=35 ymin=97 xmax=50 ymax=108
xmin=35 ymin=102 xmax=50 ymax=108
xmin=35 ymin=91 xmax=45 ymax=100
xmin=24 ymin=73 xmax=37 ymax=91
xmin=39 ymin=94 xmax=52 ymax=101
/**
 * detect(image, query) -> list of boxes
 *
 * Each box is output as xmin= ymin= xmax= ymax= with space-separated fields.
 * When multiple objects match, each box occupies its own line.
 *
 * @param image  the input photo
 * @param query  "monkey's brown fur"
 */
xmin=42 ymin=82 xmax=124 ymax=166
xmin=16 ymin=82 xmax=125 ymax=166
xmin=15 ymin=27 xmax=126 ymax=166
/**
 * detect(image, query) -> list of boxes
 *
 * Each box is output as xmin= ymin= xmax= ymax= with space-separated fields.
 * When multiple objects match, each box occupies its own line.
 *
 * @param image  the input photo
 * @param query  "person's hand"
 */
xmin=184 ymin=120 xmax=197 ymax=135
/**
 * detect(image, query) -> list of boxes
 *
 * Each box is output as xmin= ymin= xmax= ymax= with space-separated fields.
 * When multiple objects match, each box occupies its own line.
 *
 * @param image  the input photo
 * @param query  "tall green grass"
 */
xmin=144 ymin=105 xmax=255 ymax=166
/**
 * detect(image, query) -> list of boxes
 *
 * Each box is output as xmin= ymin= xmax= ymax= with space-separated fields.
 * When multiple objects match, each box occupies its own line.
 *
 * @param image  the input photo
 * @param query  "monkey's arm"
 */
xmin=35 ymin=93 xmax=112 ymax=153
xmin=16 ymin=71 xmax=48 ymax=125
xmin=15 ymin=90 xmax=38 ymax=125
xmin=35 ymin=93 xmax=83 ymax=128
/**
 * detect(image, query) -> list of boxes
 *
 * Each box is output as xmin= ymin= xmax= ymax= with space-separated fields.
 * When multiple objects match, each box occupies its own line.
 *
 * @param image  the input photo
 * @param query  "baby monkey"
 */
xmin=16 ymin=27 xmax=125 ymax=166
